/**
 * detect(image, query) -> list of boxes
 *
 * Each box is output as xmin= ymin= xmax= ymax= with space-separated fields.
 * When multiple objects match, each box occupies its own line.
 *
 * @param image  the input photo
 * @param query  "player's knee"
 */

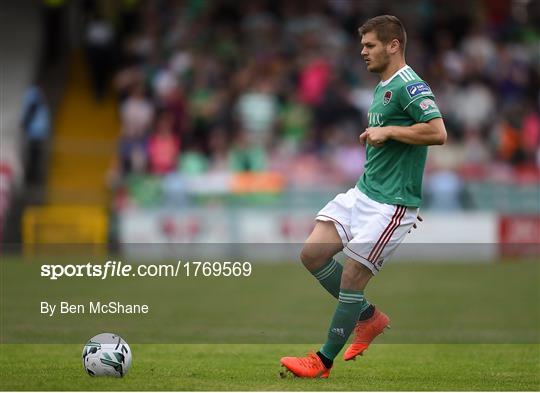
xmin=300 ymin=243 xmax=328 ymax=271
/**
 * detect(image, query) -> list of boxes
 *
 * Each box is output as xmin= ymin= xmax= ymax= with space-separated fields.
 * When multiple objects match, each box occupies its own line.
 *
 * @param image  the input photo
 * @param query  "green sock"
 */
xmin=311 ymin=260 xmax=372 ymax=319
xmin=311 ymin=259 xmax=342 ymax=299
xmin=320 ymin=289 xmax=370 ymax=360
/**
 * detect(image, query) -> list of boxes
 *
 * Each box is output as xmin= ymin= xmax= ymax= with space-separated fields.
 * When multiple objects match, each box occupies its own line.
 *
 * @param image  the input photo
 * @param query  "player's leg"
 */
xmin=279 ymin=188 xmax=361 ymax=378
xmin=316 ymin=258 xmax=374 ymax=368
xmin=300 ymin=220 xmax=344 ymax=299
xmin=301 ymin=187 xmax=358 ymax=299
xmin=341 ymin=255 xmax=391 ymax=361
xmin=279 ymin=222 xmax=344 ymax=378
xmin=342 ymin=197 xmax=417 ymax=361
xmin=280 ymin=258 xmax=374 ymax=378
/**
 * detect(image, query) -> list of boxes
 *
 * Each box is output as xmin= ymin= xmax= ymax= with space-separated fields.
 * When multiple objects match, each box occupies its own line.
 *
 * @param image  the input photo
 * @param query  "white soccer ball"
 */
xmin=82 ymin=333 xmax=132 ymax=377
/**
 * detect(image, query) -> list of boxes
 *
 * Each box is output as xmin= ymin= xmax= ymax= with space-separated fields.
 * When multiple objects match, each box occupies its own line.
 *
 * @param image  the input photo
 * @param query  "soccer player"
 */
xmin=280 ymin=15 xmax=447 ymax=378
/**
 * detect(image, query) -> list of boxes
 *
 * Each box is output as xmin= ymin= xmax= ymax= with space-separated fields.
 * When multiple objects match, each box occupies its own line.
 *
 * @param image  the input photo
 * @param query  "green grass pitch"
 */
xmin=1 ymin=344 xmax=539 ymax=390
xmin=0 ymin=259 xmax=539 ymax=390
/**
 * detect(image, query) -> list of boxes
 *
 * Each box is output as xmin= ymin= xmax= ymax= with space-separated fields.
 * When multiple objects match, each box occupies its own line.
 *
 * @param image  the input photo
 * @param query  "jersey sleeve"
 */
xmin=398 ymin=81 xmax=442 ymax=123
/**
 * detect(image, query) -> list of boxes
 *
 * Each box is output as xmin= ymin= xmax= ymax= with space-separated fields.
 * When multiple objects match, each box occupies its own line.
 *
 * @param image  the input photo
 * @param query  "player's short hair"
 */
xmin=358 ymin=15 xmax=407 ymax=53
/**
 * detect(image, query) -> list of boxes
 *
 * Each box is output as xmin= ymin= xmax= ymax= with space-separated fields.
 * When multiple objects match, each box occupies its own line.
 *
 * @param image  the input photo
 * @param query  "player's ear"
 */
xmin=389 ymin=38 xmax=401 ymax=54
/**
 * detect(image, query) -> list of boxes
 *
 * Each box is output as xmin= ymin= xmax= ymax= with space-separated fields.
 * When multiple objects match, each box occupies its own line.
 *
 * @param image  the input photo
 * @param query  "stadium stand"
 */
xmin=1 ymin=0 xmax=538 ymax=248
xmin=106 ymin=0 xmax=539 ymax=213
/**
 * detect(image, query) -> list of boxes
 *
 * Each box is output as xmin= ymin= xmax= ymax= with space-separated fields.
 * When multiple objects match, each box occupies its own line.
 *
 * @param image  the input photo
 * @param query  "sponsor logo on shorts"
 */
xmin=406 ymin=82 xmax=432 ymax=98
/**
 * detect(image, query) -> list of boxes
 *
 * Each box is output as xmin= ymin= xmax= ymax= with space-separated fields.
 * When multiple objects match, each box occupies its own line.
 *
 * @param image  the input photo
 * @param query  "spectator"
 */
xmin=297 ymin=57 xmax=331 ymax=106
xmin=278 ymin=92 xmax=312 ymax=151
xmin=120 ymin=83 xmax=154 ymax=138
xmin=118 ymin=131 xmax=147 ymax=175
xmin=148 ymin=111 xmax=180 ymax=175
xmin=425 ymin=170 xmax=464 ymax=211
xmin=521 ymin=105 xmax=540 ymax=165
xmin=451 ymin=79 xmax=496 ymax=132
xmin=236 ymin=78 xmax=279 ymax=146
xmin=228 ymin=130 xmax=266 ymax=172
xmin=41 ymin=0 xmax=67 ymax=64
xmin=21 ymin=84 xmax=51 ymax=186
xmin=84 ymin=10 xmax=115 ymax=100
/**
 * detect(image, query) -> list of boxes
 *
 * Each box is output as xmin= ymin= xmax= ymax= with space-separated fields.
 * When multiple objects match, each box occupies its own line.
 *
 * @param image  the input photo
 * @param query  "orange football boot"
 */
xmin=343 ymin=308 xmax=390 ymax=361
xmin=280 ymin=353 xmax=331 ymax=378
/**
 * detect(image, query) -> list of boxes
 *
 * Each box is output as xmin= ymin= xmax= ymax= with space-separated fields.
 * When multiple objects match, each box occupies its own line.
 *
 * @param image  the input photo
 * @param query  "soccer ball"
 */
xmin=82 ymin=333 xmax=132 ymax=377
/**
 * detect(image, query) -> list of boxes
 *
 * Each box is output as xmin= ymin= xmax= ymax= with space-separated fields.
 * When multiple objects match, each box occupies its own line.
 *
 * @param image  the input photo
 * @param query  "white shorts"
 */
xmin=316 ymin=187 xmax=418 ymax=275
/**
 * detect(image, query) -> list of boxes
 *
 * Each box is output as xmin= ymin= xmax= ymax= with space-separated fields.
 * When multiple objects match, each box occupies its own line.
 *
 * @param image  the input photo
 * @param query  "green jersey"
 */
xmin=357 ymin=65 xmax=442 ymax=207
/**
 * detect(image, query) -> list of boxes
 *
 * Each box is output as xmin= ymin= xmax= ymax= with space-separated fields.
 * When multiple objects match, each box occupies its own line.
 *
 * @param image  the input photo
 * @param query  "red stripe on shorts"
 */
xmin=368 ymin=205 xmax=406 ymax=263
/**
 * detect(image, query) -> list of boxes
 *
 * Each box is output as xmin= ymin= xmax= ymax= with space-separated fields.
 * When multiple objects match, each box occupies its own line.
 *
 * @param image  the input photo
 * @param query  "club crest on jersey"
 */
xmin=406 ymin=82 xmax=432 ymax=98
xmin=383 ymin=90 xmax=392 ymax=105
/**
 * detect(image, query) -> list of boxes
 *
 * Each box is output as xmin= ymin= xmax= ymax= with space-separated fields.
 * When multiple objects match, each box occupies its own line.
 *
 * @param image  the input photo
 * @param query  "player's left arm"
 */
xmin=386 ymin=117 xmax=447 ymax=145
xmin=359 ymin=116 xmax=446 ymax=147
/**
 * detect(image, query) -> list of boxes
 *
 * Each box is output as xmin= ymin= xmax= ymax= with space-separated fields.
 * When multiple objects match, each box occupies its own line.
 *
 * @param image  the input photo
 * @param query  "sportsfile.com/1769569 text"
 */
xmin=40 ymin=260 xmax=253 ymax=280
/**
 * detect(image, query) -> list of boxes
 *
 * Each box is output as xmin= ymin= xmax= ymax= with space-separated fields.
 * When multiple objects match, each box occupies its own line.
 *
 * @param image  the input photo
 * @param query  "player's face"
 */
xmin=360 ymin=31 xmax=390 ymax=73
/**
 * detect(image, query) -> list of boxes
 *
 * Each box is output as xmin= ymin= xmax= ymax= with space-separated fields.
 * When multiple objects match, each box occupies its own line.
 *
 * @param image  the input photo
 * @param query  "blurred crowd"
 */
xmin=96 ymin=0 xmax=539 ymax=208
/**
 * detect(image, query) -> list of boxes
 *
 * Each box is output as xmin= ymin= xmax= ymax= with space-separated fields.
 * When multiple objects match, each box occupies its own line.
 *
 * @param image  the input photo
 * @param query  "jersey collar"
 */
xmin=380 ymin=65 xmax=409 ymax=87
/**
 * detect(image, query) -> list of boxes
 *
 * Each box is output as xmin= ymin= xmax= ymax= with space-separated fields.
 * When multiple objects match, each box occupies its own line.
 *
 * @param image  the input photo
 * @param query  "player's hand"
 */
xmin=359 ymin=127 xmax=389 ymax=147
xmin=408 ymin=214 xmax=423 ymax=233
